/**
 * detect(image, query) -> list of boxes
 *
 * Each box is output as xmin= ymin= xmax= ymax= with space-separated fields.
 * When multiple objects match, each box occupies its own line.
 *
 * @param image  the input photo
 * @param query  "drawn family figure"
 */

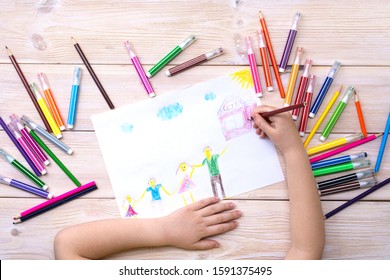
xmin=121 ymin=195 xmax=138 ymax=218
xmin=140 ymin=177 xmax=171 ymax=201
xmin=195 ymin=146 xmax=227 ymax=198
xmin=175 ymin=162 xmax=197 ymax=205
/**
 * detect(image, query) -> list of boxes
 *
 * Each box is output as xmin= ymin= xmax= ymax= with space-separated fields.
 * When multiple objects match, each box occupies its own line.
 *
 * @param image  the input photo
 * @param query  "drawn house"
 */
xmin=217 ymin=93 xmax=257 ymax=140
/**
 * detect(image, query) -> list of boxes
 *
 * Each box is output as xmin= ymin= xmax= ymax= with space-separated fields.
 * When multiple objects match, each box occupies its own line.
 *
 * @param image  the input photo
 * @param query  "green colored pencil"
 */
xmin=147 ymin=35 xmax=196 ymax=77
xmin=29 ymin=130 xmax=82 ymax=187
xmin=0 ymin=148 xmax=48 ymax=190
xmin=313 ymin=159 xmax=371 ymax=177
xmin=320 ymin=85 xmax=355 ymax=141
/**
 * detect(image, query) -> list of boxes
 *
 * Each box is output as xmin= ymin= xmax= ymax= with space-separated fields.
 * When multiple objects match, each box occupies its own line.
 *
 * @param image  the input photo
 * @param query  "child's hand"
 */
xmin=252 ymin=105 xmax=303 ymax=156
xmin=161 ymin=197 xmax=241 ymax=250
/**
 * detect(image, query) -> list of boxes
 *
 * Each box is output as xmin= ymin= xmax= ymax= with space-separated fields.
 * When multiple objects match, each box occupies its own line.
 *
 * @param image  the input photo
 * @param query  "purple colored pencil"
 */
xmin=279 ymin=12 xmax=301 ymax=73
xmin=0 ymin=175 xmax=52 ymax=199
xmin=0 ymin=116 xmax=42 ymax=176
xmin=325 ymin=177 xmax=390 ymax=219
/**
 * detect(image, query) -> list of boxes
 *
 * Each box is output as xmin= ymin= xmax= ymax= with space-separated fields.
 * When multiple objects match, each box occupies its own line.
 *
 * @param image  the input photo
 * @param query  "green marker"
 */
xmin=320 ymin=85 xmax=355 ymax=142
xmin=313 ymin=159 xmax=370 ymax=177
xmin=147 ymin=35 xmax=196 ymax=77
xmin=29 ymin=130 xmax=82 ymax=187
xmin=0 ymin=148 xmax=48 ymax=190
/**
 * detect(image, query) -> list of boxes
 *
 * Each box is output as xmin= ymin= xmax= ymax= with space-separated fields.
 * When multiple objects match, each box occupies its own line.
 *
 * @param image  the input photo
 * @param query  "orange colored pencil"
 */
xmin=354 ymin=91 xmax=367 ymax=137
xmin=259 ymin=11 xmax=285 ymax=99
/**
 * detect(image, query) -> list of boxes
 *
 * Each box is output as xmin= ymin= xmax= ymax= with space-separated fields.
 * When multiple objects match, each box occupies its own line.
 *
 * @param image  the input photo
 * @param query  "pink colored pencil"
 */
xmin=14 ymin=181 xmax=96 ymax=219
xmin=246 ymin=36 xmax=263 ymax=97
xmin=309 ymin=134 xmax=383 ymax=163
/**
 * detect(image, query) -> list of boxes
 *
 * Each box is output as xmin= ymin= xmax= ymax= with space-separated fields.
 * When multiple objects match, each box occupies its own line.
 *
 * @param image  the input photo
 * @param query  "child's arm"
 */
xmin=252 ymin=105 xmax=325 ymax=260
xmin=54 ymin=196 xmax=242 ymax=259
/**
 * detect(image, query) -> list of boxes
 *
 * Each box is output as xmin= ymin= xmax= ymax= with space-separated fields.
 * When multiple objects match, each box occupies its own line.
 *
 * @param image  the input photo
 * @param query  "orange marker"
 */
xmin=259 ymin=11 xmax=285 ymax=98
xmin=257 ymin=29 xmax=273 ymax=92
xmin=354 ymin=90 xmax=367 ymax=137
xmin=38 ymin=73 xmax=65 ymax=131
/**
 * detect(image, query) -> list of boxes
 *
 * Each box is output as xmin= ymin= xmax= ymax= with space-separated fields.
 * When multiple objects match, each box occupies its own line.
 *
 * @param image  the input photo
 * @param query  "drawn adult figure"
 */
xmin=140 ymin=177 xmax=171 ymax=201
xmin=175 ymin=162 xmax=196 ymax=205
xmin=196 ymin=146 xmax=227 ymax=198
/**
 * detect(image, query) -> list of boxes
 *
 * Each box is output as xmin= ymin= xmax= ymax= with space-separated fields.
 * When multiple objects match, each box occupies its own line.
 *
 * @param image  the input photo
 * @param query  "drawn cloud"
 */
xmin=157 ymin=103 xmax=183 ymax=120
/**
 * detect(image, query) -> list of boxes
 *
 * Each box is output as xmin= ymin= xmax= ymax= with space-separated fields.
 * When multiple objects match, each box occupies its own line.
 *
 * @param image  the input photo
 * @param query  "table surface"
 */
xmin=0 ymin=0 xmax=389 ymax=260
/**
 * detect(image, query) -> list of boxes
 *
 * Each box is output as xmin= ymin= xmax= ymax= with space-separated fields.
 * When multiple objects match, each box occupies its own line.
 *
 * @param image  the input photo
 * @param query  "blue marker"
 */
xmin=374 ymin=108 xmax=390 ymax=173
xmin=309 ymin=61 xmax=341 ymax=118
xmin=311 ymin=152 xmax=367 ymax=170
xmin=67 ymin=66 xmax=82 ymax=129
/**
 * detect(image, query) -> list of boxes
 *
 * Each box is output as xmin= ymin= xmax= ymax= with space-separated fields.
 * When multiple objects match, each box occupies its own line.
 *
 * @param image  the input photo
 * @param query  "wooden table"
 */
xmin=0 ymin=0 xmax=389 ymax=260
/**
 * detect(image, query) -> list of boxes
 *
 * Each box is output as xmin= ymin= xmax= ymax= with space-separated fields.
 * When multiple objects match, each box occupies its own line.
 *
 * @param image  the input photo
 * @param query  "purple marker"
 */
xmin=0 ymin=175 xmax=52 ymax=199
xmin=279 ymin=12 xmax=301 ymax=73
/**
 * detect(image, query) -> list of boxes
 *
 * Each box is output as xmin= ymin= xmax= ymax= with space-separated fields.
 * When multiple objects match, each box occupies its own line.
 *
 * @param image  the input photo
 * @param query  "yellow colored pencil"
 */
xmin=303 ymin=85 xmax=342 ymax=148
xmin=307 ymin=133 xmax=363 ymax=156
xmin=30 ymin=83 xmax=62 ymax=139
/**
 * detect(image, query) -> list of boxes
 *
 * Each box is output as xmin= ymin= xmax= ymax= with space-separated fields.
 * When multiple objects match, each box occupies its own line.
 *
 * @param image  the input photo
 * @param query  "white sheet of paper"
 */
xmin=92 ymin=70 xmax=284 ymax=218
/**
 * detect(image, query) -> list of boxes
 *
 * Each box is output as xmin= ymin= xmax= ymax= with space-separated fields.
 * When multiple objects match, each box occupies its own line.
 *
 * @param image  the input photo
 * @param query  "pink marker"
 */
xmin=124 ymin=41 xmax=155 ymax=98
xmin=299 ymin=75 xmax=316 ymax=136
xmin=292 ymin=59 xmax=312 ymax=120
xmin=246 ymin=36 xmax=263 ymax=97
xmin=7 ymin=123 xmax=47 ymax=175
xmin=9 ymin=114 xmax=50 ymax=166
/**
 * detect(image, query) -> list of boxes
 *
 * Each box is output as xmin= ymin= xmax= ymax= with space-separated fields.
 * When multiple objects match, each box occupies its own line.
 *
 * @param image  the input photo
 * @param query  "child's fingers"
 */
xmin=204 ymin=220 xmax=240 ymax=237
xmin=204 ymin=209 xmax=242 ymax=226
xmin=189 ymin=196 xmax=220 ymax=211
xmin=191 ymin=239 xmax=220 ymax=250
xmin=200 ymin=201 xmax=236 ymax=217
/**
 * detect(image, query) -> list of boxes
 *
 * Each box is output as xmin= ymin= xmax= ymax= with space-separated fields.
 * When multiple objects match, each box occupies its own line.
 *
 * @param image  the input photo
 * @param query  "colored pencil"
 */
xmin=311 ymin=152 xmax=367 ymax=170
xmin=354 ymin=91 xmax=367 ymax=137
xmin=0 ymin=116 xmax=42 ymax=176
xmin=259 ymin=103 xmax=306 ymax=118
xmin=319 ymin=178 xmax=376 ymax=196
xmin=124 ymin=41 xmax=156 ymax=98
xmin=0 ymin=175 xmax=52 ymax=199
xmin=13 ymin=181 xmax=98 ymax=223
xmin=67 ymin=67 xmax=82 ymax=129
xmin=320 ymin=85 xmax=355 ymax=141
xmin=166 ymin=47 xmax=223 ymax=77
xmin=303 ymin=86 xmax=342 ymax=148
xmin=71 ymin=37 xmax=115 ymax=109
xmin=279 ymin=12 xmax=301 ymax=73
xmin=5 ymin=46 xmax=52 ymax=132
xmin=30 ymin=82 xmax=62 ymax=139
xmin=309 ymin=60 xmax=341 ymax=118
xmin=307 ymin=133 xmax=363 ymax=156
xmin=0 ymin=148 xmax=48 ymax=190
xmin=37 ymin=72 xmax=66 ymax=131
xmin=313 ymin=159 xmax=370 ymax=177
xmin=259 ymin=11 xmax=285 ymax=98
xmin=292 ymin=59 xmax=312 ymax=120
xmin=21 ymin=115 xmax=73 ymax=155
xmin=147 ymin=35 xmax=196 ymax=78
xmin=374 ymin=109 xmax=390 ymax=173
xmin=324 ymin=177 xmax=390 ymax=219
xmin=317 ymin=169 xmax=375 ymax=190
xmin=14 ymin=181 xmax=96 ymax=220
xmin=284 ymin=47 xmax=304 ymax=106
xmin=310 ymin=133 xmax=383 ymax=163
xmin=257 ymin=29 xmax=273 ymax=91
xmin=7 ymin=123 xmax=47 ymax=175
xmin=30 ymin=130 xmax=81 ymax=187
xmin=9 ymin=114 xmax=50 ymax=166
xmin=246 ymin=36 xmax=262 ymax=97
xmin=298 ymin=75 xmax=315 ymax=136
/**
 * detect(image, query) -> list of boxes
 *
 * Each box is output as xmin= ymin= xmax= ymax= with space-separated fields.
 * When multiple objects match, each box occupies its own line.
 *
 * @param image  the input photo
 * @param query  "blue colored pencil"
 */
xmin=67 ymin=67 xmax=82 ymax=129
xmin=311 ymin=152 xmax=367 ymax=170
xmin=374 ymin=110 xmax=390 ymax=173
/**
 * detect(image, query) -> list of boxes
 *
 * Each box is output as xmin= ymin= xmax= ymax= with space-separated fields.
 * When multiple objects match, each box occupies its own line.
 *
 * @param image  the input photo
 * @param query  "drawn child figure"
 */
xmin=175 ymin=162 xmax=196 ymax=205
xmin=121 ymin=195 xmax=138 ymax=218
xmin=195 ymin=146 xmax=227 ymax=198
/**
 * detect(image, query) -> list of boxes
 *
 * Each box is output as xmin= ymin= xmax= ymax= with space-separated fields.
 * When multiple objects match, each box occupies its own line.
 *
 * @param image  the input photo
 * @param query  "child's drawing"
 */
xmin=122 ymin=195 xmax=138 ymax=218
xmin=194 ymin=146 xmax=227 ymax=199
xmin=175 ymin=162 xmax=196 ymax=205
xmin=217 ymin=93 xmax=256 ymax=140
xmin=92 ymin=70 xmax=285 ymax=218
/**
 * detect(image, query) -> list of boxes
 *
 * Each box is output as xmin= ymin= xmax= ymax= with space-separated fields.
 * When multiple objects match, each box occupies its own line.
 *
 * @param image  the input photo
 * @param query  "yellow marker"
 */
xmin=30 ymin=83 xmax=62 ymax=139
xmin=307 ymin=133 xmax=363 ymax=156
xmin=284 ymin=47 xmax=303 ymax=106
xmin=303 ymin=86 xmax=343 ymax=148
